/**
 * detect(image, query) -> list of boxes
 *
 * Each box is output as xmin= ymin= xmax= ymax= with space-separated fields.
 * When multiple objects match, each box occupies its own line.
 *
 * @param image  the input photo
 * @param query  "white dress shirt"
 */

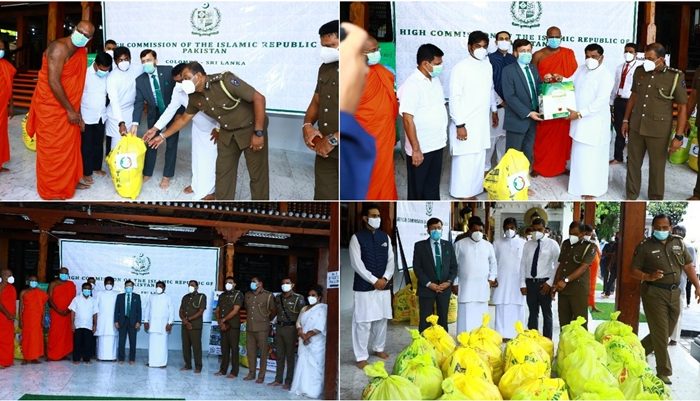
xmin=520 ymin=237 xmax=561 ymax=287
xmin=570 ymin=64 xmax=615 ymax=146
xmin=492 ymin=236 xmax=526 ymax=305
xmin=144 ymin=292 xmax=174 ymax=333
xmin=349 ymin=231 xmax=395 ymax=322
xmin=106 ymin=64 xmax=141 ymax=134
xmin=454 ymin=237 xmax=497 ymax=303
xmin=80 ymin=64 xmax=108 ymax=124
xmin=69 ymin=295 xmax=97 ymax=330
xmin=348 ymin=232 xmax=395 ymax=285
xmin=610 ymin=60 xmax=640 ymax=104
xmin=398 ymin=69 xmax=448 ymax=156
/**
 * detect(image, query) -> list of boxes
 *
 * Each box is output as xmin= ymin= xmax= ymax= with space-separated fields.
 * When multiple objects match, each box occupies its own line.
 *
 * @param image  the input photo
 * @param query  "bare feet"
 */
xmin=160 ymin=177 xmax=171 ymax=190
xmin=77 ymin=182 xmax=91 ymax=190
xmin=255 ymin=377 xmax=265 ymax=384
xmin=180 ymin=366 xmax=191 ymax=371
xmin=0 ymin=167 xmax=9 ymax=173
xmin=143 ymin=176 xmax=152 ymax=183
xmin=94 ymin=170 xmax=107 ymax=176
xmin=609 ymin=159 xmax=622 ymax=165
xmin=183 ymin=185 xmax=194 ymax=194
xmin=282 ymin=384 xmax=291 ymax=390
xmin=687 ymin=196 xmax=700 ymax=200
xmin=83 ymin=175 xmax=94 ymax=185
xmin=373 ymin=351 xmax=389 ymax=359
xmin=201 ymin=193 xmax=215 ymax=200
xmin=194 ymin=368 xmax=201 ymax=374
xmin=215 ymin=371 xmax=225 ymax=376
xmin=226 ymin=373 xmax=237 ymax=379
xmin=356 ymin=360 xmax=368 ymax=369
xmin=243 ymin=374 xmax=255 ymax=381
xmin=268 ymin=381 xmax=282 ymax=387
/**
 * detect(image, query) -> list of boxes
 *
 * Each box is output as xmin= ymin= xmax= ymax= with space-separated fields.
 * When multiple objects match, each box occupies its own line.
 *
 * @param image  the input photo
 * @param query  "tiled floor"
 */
xmin=0 ymin=350 xmax=310 ymax=400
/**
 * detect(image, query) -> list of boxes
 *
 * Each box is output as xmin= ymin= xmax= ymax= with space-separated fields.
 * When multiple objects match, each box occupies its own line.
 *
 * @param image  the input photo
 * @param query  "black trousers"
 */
xmin=418 ymin=291 xmax=451 ymax=333
xmin=118 ymin=323 xmax=137 ymax=362
xmin=219 ymin=327 xmax=240 ymax=375
xmin=612 ymin=97 xmax=628 ymax=162
xmin=143 ymin=131 xmax=180 ymax=178
xmin=687 ymin=275 xmax=699 ymax=306
xmin=694 ymin=168 xmax=700 ymax=198
xmin=525 ymin=279 xmax=553 ymax=339
xmin=604 ymin=264 xmax=617 ymax=295
xmin=81 ymin=121 xmax=106 ymax=176
xmin=73 ymin=328 xmax=94 ymax=362
xmin=407 ymin=148 xmax=443 ymax=200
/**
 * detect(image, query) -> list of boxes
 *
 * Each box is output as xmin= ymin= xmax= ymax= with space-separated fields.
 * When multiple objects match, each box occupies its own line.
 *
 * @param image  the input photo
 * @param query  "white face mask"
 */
xmin=471 ymin=231 xmax=483 ymax=242
xmin=368 ymin=217 xmax=381 ymax=230
xmin=181 ymin=79 xmax=196 ymax=95
xmin=106 ymin=49 xmax=114 ymax=58
xmin=505 ymin=229 xmax=516 ymax=238
xmin=624 ymin=52 xmax=635 ymax=62
xmin=307 ymin=296 xmax=318 ymax=305
xmin=7 ymin=276 xmax=14 ymax=284
xmin=534 ymin=231 xmax=545 ymax=241
xmin=156 ymin=287 xmax=164 ymax=294
xmin=281 ymin=283 xmax=292 ymax=293
xmin=526 ymin=234 xmax=533 ymax=241
xmin=544 ymin=233 xmax=550 ymax=238
xmin=569 ymin=235 xmax=580 ymax=245
xmin=583 ymin=235 xmax=592 ymax=241
xmin=188 ymin=286 xmax=195 ymax=294
xmin=473 ymin=47 xmax=488 ymax=60
xmin=585 ymin=58 xmax=600 ymax=70
xmin=643 ymin=59 xmax=657 ymax=72
xmin=497 ymin=40 xmax=510 ymax=51
xmin=225 ymin=283 xmax=234 ymax=291
xmin=105 ymin=284 xmax=113 ymax=291
xmin=117 ymin=60 xmax=130 ymax=71
xmin=320 ymin=46 xmax=339 ymax=64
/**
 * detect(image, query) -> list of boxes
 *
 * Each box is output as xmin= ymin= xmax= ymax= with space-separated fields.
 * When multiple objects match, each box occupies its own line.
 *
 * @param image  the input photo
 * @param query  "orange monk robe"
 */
xmin=26 ymin=47 xmax=87 ymax=199
xmin=533 ymin=47 xmax=578 ymax=177
xmin=47 ymin=281 xmax=76 ymax=360
xmin=355 ymin=64 xmax=398 ymax=200
xmin=0 ymin=58 xmax=16 ymax=167
xmin=21 ymin=288 xmax=49 ymax=361
xmin=0 ymin=283 xmax=17 ymax=367
xmin=588 ymin=248 xmax=601 ymax=308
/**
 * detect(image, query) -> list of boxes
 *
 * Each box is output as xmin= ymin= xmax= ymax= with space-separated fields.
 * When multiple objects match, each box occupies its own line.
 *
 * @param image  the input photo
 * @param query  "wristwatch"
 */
xmin=254 ymin=130 xmax=264 ymax=137
xmin=674 ymin=134 xmax=684 ymax=142
xmin=328 ymin=134 xmax=339 ymax=146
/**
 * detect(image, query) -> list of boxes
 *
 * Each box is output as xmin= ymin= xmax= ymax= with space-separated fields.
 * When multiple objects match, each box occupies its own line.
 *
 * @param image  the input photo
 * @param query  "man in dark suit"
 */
xmin=130 ymin=49 xmax=180 ymax=190
xmin=114 ymin=280 xmax=142 ymax=364
xmin=501 ymin=38 xmax=544 ymax=166
xmin=412 ymin=217 xmax=458 ymax=332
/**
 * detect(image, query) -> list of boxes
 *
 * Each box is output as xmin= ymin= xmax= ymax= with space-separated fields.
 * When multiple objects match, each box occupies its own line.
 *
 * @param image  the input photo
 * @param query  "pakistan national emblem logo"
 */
xmin=191 ymin=3 xmax=221 ymax=36
xmin=511 ymin=1 xmax=542 ymax=28
xmin=131 ymin=253 xmax=151 ymax=276
xmin=425 ymin=202 xmax=433 ymax=216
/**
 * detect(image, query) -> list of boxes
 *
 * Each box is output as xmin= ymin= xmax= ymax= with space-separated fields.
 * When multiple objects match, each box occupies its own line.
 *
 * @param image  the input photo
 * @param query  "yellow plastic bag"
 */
xmin=560 ymin=348 xmax=617 ymax=399
xmin=559 ymin=344 xmax=607 ymax=380
xmin=447 ymin=293 xmax=458 ymax=323
xmin=557 ymin=316 xmax=594 ymax=362
xmin=438 ymin=376 xmax=470 ymax=400
xmin=392 ymin=286 xmax=413 ymax=323
xmin=14 ymin=323 xmax=23 ymax=360
xmin=504 ymin=323 xmax=550 ymax=374
xmin=511 ymin=377 xmax=570 ymax=400
xmin=393 ymin=328 xmax=438 ymax=374
xmin=469 ymin=335 xmax=504 ymax=384
xmin=594 ymin=311 xmax=628 ymax=341
xmin=106 ymin=135 xmax=147 ymax=199
xmin=602 ymin=335 xmax=637 ymax=383
xmin=422 ymin=315 xmax=456 ymax=365
xmin=512 ymin=321 xmax=554 ymax=360
xmin=619 ymin=357 xmax=670 ymax=400
xmin=689 ymin=133 xmax=699 ymax=172
xmin=498 ymin=360 xmax=550 ymax=400
xmin=451 ymin=372 xmax=503 ymax=400
xmin=470 ymin=313 xmax=502 ymax=346
xmin=574 ymin=382 xmax=626 ymax=400
xmin=21 ymin=113 xmax=36 ymax=152
xmin=441 ymin=332 xmax=492 ymax=382
xmin=362 ymin=361 xmax=422 ymax=400
xmin=484 ymin=148 xmax=530 ymax=200
xmin=397 ymin=353 xmax=444 ymax=400
xmin=408 ymin=292 xmax=420 ymax=327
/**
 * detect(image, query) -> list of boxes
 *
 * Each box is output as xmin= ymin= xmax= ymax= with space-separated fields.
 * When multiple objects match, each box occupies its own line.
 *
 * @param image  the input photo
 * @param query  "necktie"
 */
xmin=618 ymin=63 xmax=630 ymax=92
xmin=126 ymin=293 xmax=131 ymax=318
xmin=151 ymin=73 xmax=166 ymax=113
xmin=531 ymin=239 xmax=541 ymax=278
xmin=434 ymin=241 xmax=442 ymax=280
xmin=524 ymin=66 xmax=538 ymax=110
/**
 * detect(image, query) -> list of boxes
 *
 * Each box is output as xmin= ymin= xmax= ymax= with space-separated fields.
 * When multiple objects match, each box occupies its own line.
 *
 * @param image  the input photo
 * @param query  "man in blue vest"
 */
xmin=349 ymin=203 xmax=394 ymax=369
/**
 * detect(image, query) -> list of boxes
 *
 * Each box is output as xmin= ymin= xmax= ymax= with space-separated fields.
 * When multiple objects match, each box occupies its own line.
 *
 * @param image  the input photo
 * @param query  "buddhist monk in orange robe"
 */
xmin=532 ymin=26 xmax=578 ymax=177
xmin=0 ymin=270 xmax=17 ymax=368
xmin=0 ymin=41 xmax=16 ymax=172
xmin=20 ymin=275 xmax=49 ymax=363
xmin=47 ymin=267 xmax=76 ymax=361
xmin=25 ymin=21 xmax=94 ymax=199
xmin=355 ymin=37 xmax=398 ymax=200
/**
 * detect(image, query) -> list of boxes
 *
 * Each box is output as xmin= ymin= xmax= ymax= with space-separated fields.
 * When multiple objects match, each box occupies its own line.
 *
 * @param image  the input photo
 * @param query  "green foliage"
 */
xmin=595 ymin=202 xmax=620 ymax=241
xmin=647 ymin=202 xmax=688 ymax=226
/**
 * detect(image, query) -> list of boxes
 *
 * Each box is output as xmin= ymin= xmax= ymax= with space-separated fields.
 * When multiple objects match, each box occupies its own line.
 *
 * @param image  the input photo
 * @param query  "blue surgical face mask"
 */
xmin=367 ymin=50 xmax=381 ymax=66
xmin=96 ymin=69 xmax=108 ymax=78
xmin=653 ymin=230 xmax=670 ymax=241
xmin=429 ymin=63 xmax=443 ymax=78
xmin=83 ymin=289 xmax=91 ymax=297
xmin=250 ymin=282 xmax=258 ymax=291
xmin=518 ymin=52 xmax=532 ymax=65
xmin=125 ymin=286 xmax=133 ymax=294
xmin=59 ymin=273 xmax=69 ymax=281
xmin=29 ymin=281 xmax=38 ymax=288
xmin=143 ymin=61 xmax=156 ymax=74
xmin=0 ymin=50 xmax=5 ymax=59
xmin=430 ymin=229 xmax=442 ymax=242
xmin=71 ymin=30 xmax=90 ymax=48
xmin=547 ymin=38 xmax=561 ymax=49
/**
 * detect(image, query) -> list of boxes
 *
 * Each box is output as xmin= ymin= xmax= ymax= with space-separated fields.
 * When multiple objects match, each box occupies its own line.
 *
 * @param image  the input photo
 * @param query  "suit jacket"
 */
xmin=412 ymin=238 xmax=458 ymax=298
xmin=501 ymin=62 xmax=542 ymax=134
xmin=133 ymin=65 xmax=177 ymax=127
xmin=114 ymin=292 xmax=142 ymax=326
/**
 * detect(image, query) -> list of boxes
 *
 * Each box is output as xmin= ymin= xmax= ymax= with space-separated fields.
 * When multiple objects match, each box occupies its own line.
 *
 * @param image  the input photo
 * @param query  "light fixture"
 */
xmin=63 ymin=218 xmax=75 ymax=224
xmin=246 ymin=231 xmax=291 ymax=240
xmin=51 ymin=231 xmax=76 ymax=235
xmin=245 ymin=242 xmax=289 ymax=249
xmin=125 ymin=235 xmax=168 ymax=241
xmin=148 ymin=225 xmax=197 ymax=233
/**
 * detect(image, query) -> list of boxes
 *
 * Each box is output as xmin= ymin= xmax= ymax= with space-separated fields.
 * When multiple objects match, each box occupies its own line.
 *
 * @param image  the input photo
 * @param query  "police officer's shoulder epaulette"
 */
xmin=668 ymin=67 xmax=682 ymax=74
xmin=670 ymin=234 xmax=684 ymax=240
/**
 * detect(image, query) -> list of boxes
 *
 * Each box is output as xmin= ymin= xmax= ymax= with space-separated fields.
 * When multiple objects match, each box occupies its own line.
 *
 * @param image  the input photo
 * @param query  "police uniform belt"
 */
xmin=644 ymin=281 xmax=680 ymax=290
xmin=277 ymin=321 xmax=296 ymax=327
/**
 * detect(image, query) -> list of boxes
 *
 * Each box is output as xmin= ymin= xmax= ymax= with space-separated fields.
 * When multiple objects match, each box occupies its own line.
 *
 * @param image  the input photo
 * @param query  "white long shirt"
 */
xmin=492 ymin=235 xmax=526 ymax=305
xmin=610 ymin=60 xmax=640 ymax=104
xmin=80 ymin=64 xmax=108 ymax=124
xmin=520 ymin=237 xmax=561 ymax=287
xmin=106 ymin=64 xmax=141 ymax=133
xmin=349 ymin=231 xmax=395 ymax=322
xmin=69 ymin=295 xmax=97 ymax=330
xmin=154 ymin=83 xmax=219 ymax=132
xmin=398 ymin=69 xmax=448 ymax=156
xmin=570 ymin=64 xmax=615 ymax=147
xmin=94 ymin=289 xmax=118 ymax=337
xmin=449 ymin=55 xmax=495 ymax=156
xmin=144 ymin=292 xmax=174 ymax=334
xmin=454 ymin=236 xmax=497 ymax=303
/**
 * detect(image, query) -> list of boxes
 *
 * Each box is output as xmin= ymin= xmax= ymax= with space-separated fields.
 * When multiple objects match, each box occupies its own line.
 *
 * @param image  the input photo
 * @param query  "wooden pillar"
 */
xmin=26 ymin=213 xmax=63 ymax=283
xmin=215 ymin=227 xmax=247 ymax=289
xmin=16 ymin=15 xmax=27 ymax=70
xmin=378 ymin=202 xmax=392 ymax=237
xmin=644 ymin=2 xmax=656 ymax=45
xmin=349 ymin=2 xmax=368 ymax=30
xmin=324 ymin=202 xmax=339 ymax=400
xmin=583 ymin=202 xmax=596 ymax=227
xmin=81 ymin=2 xmax=93 ymax=22
xmin=0 ymin=239 xmax=9 ymax=275
xmin=279 ymin=202 xmax=288 ymax=214
xmin=573 ymin=202 xmax=582 ymax=223
xmin=616 ymin=202 xmax=647 ymax=333
xmin=213 ymin=239 xmax=225 ymax=290
xmin=679 ymin=3 xmax=690 ymax=72
xmin=47 ymin=2 xmax=66 ymax=44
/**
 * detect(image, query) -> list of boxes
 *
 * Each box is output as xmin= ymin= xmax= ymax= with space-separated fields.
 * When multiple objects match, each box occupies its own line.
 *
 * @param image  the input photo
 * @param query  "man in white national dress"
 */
xmin=94 ymin=276 xmax=118 ymax=361
xmin=144 ymin=281 xmax=174 ymax=368
xmin=492 ymin=217 xmax=526 ymax=340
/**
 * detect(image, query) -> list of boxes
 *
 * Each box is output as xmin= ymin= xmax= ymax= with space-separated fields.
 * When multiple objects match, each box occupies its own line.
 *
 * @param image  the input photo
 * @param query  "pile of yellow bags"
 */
xmin=421 ymin=315 xmax=456 ymax=365
xmin=510 ymin=377 xmax=569 ymax=400
xmin=362 ymin=361 xmax=422 ymax=400
xmin=392 ymin=286 xmax=413 ymax=323
xmin=498 ymin=320 xmax=554 ymax=400
xmin=439 ymin=372 xmax=502 ymax=400
xmin=393 ymin=328 xmax=438 ymax=375
xmin=441 ymin=333 xmax=492 ymax=382
xmin=106 ymin=135 xmax=147 ymax=199
xmin=396 ymin=353 xmax=443 ymax=400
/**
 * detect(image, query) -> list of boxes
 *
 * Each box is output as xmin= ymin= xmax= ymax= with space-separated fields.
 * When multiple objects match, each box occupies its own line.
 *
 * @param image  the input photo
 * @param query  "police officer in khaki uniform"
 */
xmin=243 ymin=276 xmax=276 ymax=383
xmin=552 ymin=221 xmax=596 ymax=330
xmin=269 ymin=278 xmax=305 ymax=389
xmin=687 ymin=70 xmax=700 ymax=200
xmin=179 ymin=280 xmax=207 ymax=373
xmin=631 ymin=214 xmax=700 ymax=384
xmin=215 ymin=276 xmax=243 ymax=378
xmin=146 ymin=61 xmax=269 ymax=200
xmin=622 ymin=43 xmax=688 ymax=200
xmin=303 ymin=20 xmax=339 ymax=200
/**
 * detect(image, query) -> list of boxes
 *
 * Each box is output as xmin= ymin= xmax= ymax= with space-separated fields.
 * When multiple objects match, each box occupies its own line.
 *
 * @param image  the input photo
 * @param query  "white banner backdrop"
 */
xmin=396 ymin=201 xmax=452 ymax=268
xmin=60 ymin=239 xmax=219 ymax=322
xmin=395 ymin=1 xmax=637 ymax=98
xmin=103 ymin=1 xmax=339 ymax=114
